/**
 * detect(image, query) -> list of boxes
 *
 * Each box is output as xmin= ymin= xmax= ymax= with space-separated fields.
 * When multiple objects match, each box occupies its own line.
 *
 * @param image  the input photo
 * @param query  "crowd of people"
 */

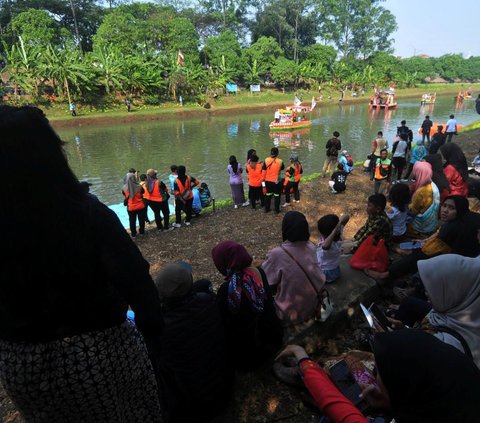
xmin=2 ymin=104 xmax=480 ymax=423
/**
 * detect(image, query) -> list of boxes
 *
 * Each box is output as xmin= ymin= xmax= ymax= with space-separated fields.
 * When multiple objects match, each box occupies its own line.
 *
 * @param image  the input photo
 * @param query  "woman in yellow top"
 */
xmin=408 ymin=161 xmax=440 ymax=236
xmin=366 ymin=195 xmax=472 ymax=281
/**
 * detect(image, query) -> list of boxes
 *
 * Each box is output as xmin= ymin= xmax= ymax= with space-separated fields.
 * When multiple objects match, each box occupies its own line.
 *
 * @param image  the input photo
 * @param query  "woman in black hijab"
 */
xmin=440 ymin=142 xmax=469 ymax=197
xmin=373 ymin=330 xmax=480 ymax=423
xmin=424 ymin=153 xmax=450 ymax=201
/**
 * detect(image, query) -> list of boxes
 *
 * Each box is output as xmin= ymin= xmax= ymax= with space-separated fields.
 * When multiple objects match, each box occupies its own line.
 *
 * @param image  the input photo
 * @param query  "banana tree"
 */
xmin=89 ymin=46 xmax=124 ymax=95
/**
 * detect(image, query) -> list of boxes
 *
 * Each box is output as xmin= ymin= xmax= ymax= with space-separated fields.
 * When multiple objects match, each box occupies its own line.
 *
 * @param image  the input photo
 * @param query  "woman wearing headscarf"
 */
xmin=407 ymin=161 xmax=440 ymax=235
xmin=227 ymin=155 xmax=247 ymax=208
xmin=0 ymin=106 xmax=163 ymax=422
xmin=122 ymin=171 xmax=147 ymax=237
xmin=440 ymin=142 xmax=469 ymax=197
xmin=277 ymin=330 xmax=480 ymax=423
xmin=424 ymin=153 xmax=450 ymax=202
xmin=366 ymin=195 xmax=474 ymax=281
xmin=212 ymin=240 xmax=283 ymax=371
xmin=173 ymin=165 xmax=199 ymax=227
xmin=144 ymin=169 xmax=171 ymax=231
xmin=283 ymin=153 xmax=303 ymax=206
xmin=262 ymin=211 xmax=326 ymax=334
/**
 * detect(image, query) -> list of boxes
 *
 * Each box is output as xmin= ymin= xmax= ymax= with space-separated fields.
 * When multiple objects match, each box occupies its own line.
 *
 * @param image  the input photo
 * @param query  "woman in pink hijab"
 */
xmin=408 ymin=161 xmax=440 ymax=235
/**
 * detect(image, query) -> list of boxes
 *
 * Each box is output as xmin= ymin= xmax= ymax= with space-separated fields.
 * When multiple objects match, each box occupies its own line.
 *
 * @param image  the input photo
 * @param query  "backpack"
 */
xmin=346 ymin=154 xmax=354 ymax=167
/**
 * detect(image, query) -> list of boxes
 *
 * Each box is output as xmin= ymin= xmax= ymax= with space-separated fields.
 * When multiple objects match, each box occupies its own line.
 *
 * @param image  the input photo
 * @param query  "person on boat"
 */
xmin=123 ymin=172 xmax=147 ymax=238
xmin=173 ymin=165 xmax=199 ymax=227
xmin=262 ymin=147 xmax=284 ymax=213
xmin=421 ymin=115 xmax=433 ymax=144
xmin=274 ymin=110 xmax=280 ymax=123
xmin=322 ymin=131 xmax=341 ymax=177
xmin=445 ymin=114 xmax=458 ymax=143
xmin=441 ymin=143 xmax=469 ymax=198
xmin=144 ymin=169 xmax=171 ymax=231
xmin=283 ymin=153 xmax=303 ymax=206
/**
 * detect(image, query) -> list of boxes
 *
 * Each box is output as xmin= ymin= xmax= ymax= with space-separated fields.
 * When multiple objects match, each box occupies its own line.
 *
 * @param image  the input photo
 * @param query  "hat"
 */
xmin=342 ymin=150 xmax=348 ymax=155
xmin=154 ymin=263 xmax=193 ymax=300
xmin=147 ymin=169 xmax=158 ymax=177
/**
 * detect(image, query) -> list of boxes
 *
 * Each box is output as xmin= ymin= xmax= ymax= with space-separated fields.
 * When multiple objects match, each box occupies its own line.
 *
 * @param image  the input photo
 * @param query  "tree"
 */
xmin=203 ymin=29 xmax=244 ymax=80
xmin=271 ymin=56 xmax=298 ymax=92
xmin=88 ymin=45 xmax=124 ymax=95
xmin=315 ymin=0 xmax=397 ymax=59
xmin=244 ymin=36 xmax=283 ymax=79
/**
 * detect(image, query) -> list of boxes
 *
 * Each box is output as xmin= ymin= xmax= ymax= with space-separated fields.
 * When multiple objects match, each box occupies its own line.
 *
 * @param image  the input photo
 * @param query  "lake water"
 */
xmin=59 ymin=95 xmax=479 ymax=223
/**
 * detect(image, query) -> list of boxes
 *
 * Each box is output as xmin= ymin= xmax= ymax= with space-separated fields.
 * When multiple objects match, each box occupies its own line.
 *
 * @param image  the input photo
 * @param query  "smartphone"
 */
xmin=369 ymin=303 xmax=391 ymax=331
xmin=329 ymin=360 xmax=363 ymax=406
xmin=399 ymin=241 xmax=422 ymax=250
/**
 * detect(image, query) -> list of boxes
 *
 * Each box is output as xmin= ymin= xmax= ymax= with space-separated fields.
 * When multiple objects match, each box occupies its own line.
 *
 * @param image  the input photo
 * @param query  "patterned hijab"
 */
xmin=211 ymin=240 xmax=266 ymax=313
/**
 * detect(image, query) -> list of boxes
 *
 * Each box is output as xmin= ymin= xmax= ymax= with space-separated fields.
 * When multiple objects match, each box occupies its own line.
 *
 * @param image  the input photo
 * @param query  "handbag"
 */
xmin=350 ymin=235 xmax=389 ymax=272
xmin=280 ymin=246 xmax=333 ymax=322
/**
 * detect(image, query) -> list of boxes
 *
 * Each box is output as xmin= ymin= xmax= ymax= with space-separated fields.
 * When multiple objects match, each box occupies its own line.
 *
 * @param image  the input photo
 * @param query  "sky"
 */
xmin=383 ymin=0 xmax=479 ymax=58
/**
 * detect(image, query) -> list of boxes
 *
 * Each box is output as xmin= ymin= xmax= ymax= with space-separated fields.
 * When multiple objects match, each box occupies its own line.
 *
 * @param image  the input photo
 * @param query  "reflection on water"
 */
xmin=59 ymin=95 xmax=479 ymax=206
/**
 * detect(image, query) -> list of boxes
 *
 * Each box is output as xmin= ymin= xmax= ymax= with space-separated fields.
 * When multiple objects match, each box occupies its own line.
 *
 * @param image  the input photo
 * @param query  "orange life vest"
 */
xmin=125 ymin=190 xmax=145 ymax=211
xmin=148 ymin=180 xmax=166 ymax=202
xmin=175 ymin=176 xmax=193 ymax=201
xmin=246 ymin=162 xmax=263 ymax=187
xmin=263 ymin=157 xmax=283 ymax=183
xmin=286 ymin=163 xmax=302 ymax=183
xmin=374 ymin=158 xmax=391 ymax=180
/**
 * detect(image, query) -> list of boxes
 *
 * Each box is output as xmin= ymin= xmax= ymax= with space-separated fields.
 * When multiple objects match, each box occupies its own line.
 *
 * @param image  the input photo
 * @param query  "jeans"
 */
xmin=422 ymin=131 xmax=430 ymax=144
xmin=374 ymin=179 xmax=389 ymax=196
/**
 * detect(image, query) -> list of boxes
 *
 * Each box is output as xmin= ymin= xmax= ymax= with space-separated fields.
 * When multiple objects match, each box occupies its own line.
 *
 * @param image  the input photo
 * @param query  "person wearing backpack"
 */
xmin=322 ymin=131 xmax=341 ymax=177
xmin=338 ymin=150 xmax=353 ymax=174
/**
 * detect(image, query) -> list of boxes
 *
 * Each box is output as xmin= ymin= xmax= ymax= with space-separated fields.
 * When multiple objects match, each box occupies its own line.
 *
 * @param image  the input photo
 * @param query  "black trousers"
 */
xmin=404 ymin=162 xmax=414 ymax=179
xmin=148 ymin=200 xmax=170 ymax=230
xmin=285 ymin=181 xmax=300 ymax=203
xmin=128 ymin=208 xmax=146 ymax=236
xmin=175 ymin=198 xmax=193 ymax=223
xmin=248 ymin=185 xmax=264 ymax=209
xmin=264 ymin=181 xmax=281 ymax=212
xmin=392 ymin=156 xmax=406 ymax=180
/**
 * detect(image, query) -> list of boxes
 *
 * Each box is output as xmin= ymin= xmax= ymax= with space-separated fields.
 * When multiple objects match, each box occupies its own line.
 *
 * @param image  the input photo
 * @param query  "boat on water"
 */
xmin=421 ymin=93 xmax=436 ymax=105
xmin=269 ymin=106 xmax=312 ymax=131
xmin=454 ymin=91 xmax=473 ymax=101
xmin=418 ymin=122 xmax=464 ymax=136
xmin=369 ymin=90 xmax=397 ymax=109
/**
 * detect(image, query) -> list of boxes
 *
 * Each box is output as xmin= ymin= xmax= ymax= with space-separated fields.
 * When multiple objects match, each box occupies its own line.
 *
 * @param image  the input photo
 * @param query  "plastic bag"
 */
xmin=350 ymin=235 xmax=389 ymax=272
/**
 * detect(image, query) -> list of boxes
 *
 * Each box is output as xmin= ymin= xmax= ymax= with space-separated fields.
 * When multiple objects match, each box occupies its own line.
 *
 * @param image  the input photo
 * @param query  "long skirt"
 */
xmin=0 ymin=320 xmax=163 ymax=423
xmin=230 ymin=183 xmax=245 ymax=205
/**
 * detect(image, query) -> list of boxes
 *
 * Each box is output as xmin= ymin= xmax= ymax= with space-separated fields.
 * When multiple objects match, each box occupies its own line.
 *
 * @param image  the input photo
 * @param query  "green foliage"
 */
xmin=271 ymin=57 xmax=298 ymax=91
xmin=244 ymin=36 xmax=284 ymax=79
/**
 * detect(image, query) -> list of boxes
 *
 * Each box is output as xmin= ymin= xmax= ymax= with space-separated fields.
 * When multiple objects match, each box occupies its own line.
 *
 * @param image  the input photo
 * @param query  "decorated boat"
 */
xmin=420 ymin=93 xmax=436 ymax=105
xmin=269 ymin=97 xmax=316 ymax=131
xmin=369 ymin=90 xmax=397 ymax=109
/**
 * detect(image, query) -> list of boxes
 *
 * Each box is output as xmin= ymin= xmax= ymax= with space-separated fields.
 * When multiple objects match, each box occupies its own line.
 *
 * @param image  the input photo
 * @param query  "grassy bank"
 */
xmin=37 ymin=82 xmax=480 ymax=128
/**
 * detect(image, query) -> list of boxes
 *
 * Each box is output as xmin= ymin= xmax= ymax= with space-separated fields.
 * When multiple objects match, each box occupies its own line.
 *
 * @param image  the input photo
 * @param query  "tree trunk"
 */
xmin=69 ymin=0 xmax=83 ymax=54
xmin=64 ymin=78 xmax=72 ymax=105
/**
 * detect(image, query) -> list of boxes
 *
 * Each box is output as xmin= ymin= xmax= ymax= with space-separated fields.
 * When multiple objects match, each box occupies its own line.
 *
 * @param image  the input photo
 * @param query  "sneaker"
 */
xmin=294 ymin=200 xmax=300 ymax=203
xmin=242 ymin=200 xmax=250 ymax=207
xmin=185 ymin=222 xmax=191 ymax=226
xmin=172 ymin=223 xmax=182 ymax=228
xmin=234 ymin=204 xmax=238 ymax=209
xmin=165 ymin=226 xmax=174 ymax=231
xmin=282 ymin=202 xmax=291 ymax=207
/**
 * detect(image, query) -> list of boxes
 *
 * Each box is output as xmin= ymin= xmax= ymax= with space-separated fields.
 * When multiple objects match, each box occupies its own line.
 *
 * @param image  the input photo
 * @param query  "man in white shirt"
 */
xmin=445 ymin=114 xmax=458 ymax=143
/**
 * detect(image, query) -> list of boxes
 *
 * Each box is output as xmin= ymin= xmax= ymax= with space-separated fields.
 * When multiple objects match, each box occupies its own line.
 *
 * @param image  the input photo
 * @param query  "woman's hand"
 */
xmin=387 ymin=317 xmax=405 ymax=329
xmin=359 ymin=384 xmax=390 ymax=410
xmin=275 ymin=345 xmax=309 ymax=363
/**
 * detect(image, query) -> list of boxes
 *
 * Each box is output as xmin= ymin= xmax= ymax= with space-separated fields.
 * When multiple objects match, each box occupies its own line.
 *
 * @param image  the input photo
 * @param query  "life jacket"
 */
xmin=375 ymin=158 xmax=391 ymax=180
xmin=246 ymin=162 xmax=263 ymax=187
xmin=285 ymin=163 xmax=302 ymax=183
xmin=263 ymin=157 xmax=283 ymax=183
xmin=125 ymin=190 xmax=145 ymax=211
xmin=148 ymin=180 xmax=168 ymax=202
xmin=141 ymin=181 xmax=150 ymax=200
xmin=175 ymin=176 xmax=193 ymax=201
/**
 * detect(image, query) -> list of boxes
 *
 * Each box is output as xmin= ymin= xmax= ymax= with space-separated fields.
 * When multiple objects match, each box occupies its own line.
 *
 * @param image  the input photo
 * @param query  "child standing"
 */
xmin=386 ymin=183 xmax=410 ymax=242
xmin=317 ymin=214 xmax=350 ymax=283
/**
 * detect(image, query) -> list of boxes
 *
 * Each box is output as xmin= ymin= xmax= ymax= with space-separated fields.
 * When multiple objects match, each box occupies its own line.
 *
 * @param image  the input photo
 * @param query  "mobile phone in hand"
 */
xmin=369 ymin=303 xmax=391 ymax=331
xmin=329 ymin=360 xmax=363 ymax=406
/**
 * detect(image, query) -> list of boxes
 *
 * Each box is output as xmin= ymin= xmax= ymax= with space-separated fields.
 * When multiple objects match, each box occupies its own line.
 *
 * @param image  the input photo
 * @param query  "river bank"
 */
xmin=46 ymin=83 xmax=479 ymax=129
xmin=1 ymin=127 xmax=479 ymax=423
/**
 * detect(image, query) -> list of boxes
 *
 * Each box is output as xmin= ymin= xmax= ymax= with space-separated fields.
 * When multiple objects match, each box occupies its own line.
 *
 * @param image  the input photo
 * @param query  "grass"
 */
xmin=28 ymin=82 xmax=480 ymax=124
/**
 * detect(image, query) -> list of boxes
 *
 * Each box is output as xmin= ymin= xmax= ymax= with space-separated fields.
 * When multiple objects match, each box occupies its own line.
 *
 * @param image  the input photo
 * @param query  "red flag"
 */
xmin=177 ymin=50 xmax=185 ymax=66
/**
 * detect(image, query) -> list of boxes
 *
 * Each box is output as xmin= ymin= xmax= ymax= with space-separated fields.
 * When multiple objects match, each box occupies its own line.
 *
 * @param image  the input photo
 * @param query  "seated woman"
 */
xmin=366 ymin=195 xmax=474 ymax=281
xmin=408 ymin=161 xmax=440 ymax=236
xmin=391 ymin=254 xmax=480 ymax=368
xmin=212 ymin=240 xmax=283 ymax=371
xmin=276 ymin=330 xmax=480 ymax=423
xmin=262 ymin=211 xmax=325 ymax=337
xmin=424 ymin=153 xmax=451 ymax=202
xmin=441 ymin=142 xmax=469 ymax=197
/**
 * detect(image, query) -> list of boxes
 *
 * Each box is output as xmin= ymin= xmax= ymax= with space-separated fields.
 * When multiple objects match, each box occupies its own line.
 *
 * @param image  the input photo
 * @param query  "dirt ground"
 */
xmin=1 ymin=128 xmax=479 ymax=423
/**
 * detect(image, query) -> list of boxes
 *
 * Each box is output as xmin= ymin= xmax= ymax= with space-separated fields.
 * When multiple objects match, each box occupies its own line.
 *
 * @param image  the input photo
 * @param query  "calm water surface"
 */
xmin=60 ymin=95 xmax=479 ymax=209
